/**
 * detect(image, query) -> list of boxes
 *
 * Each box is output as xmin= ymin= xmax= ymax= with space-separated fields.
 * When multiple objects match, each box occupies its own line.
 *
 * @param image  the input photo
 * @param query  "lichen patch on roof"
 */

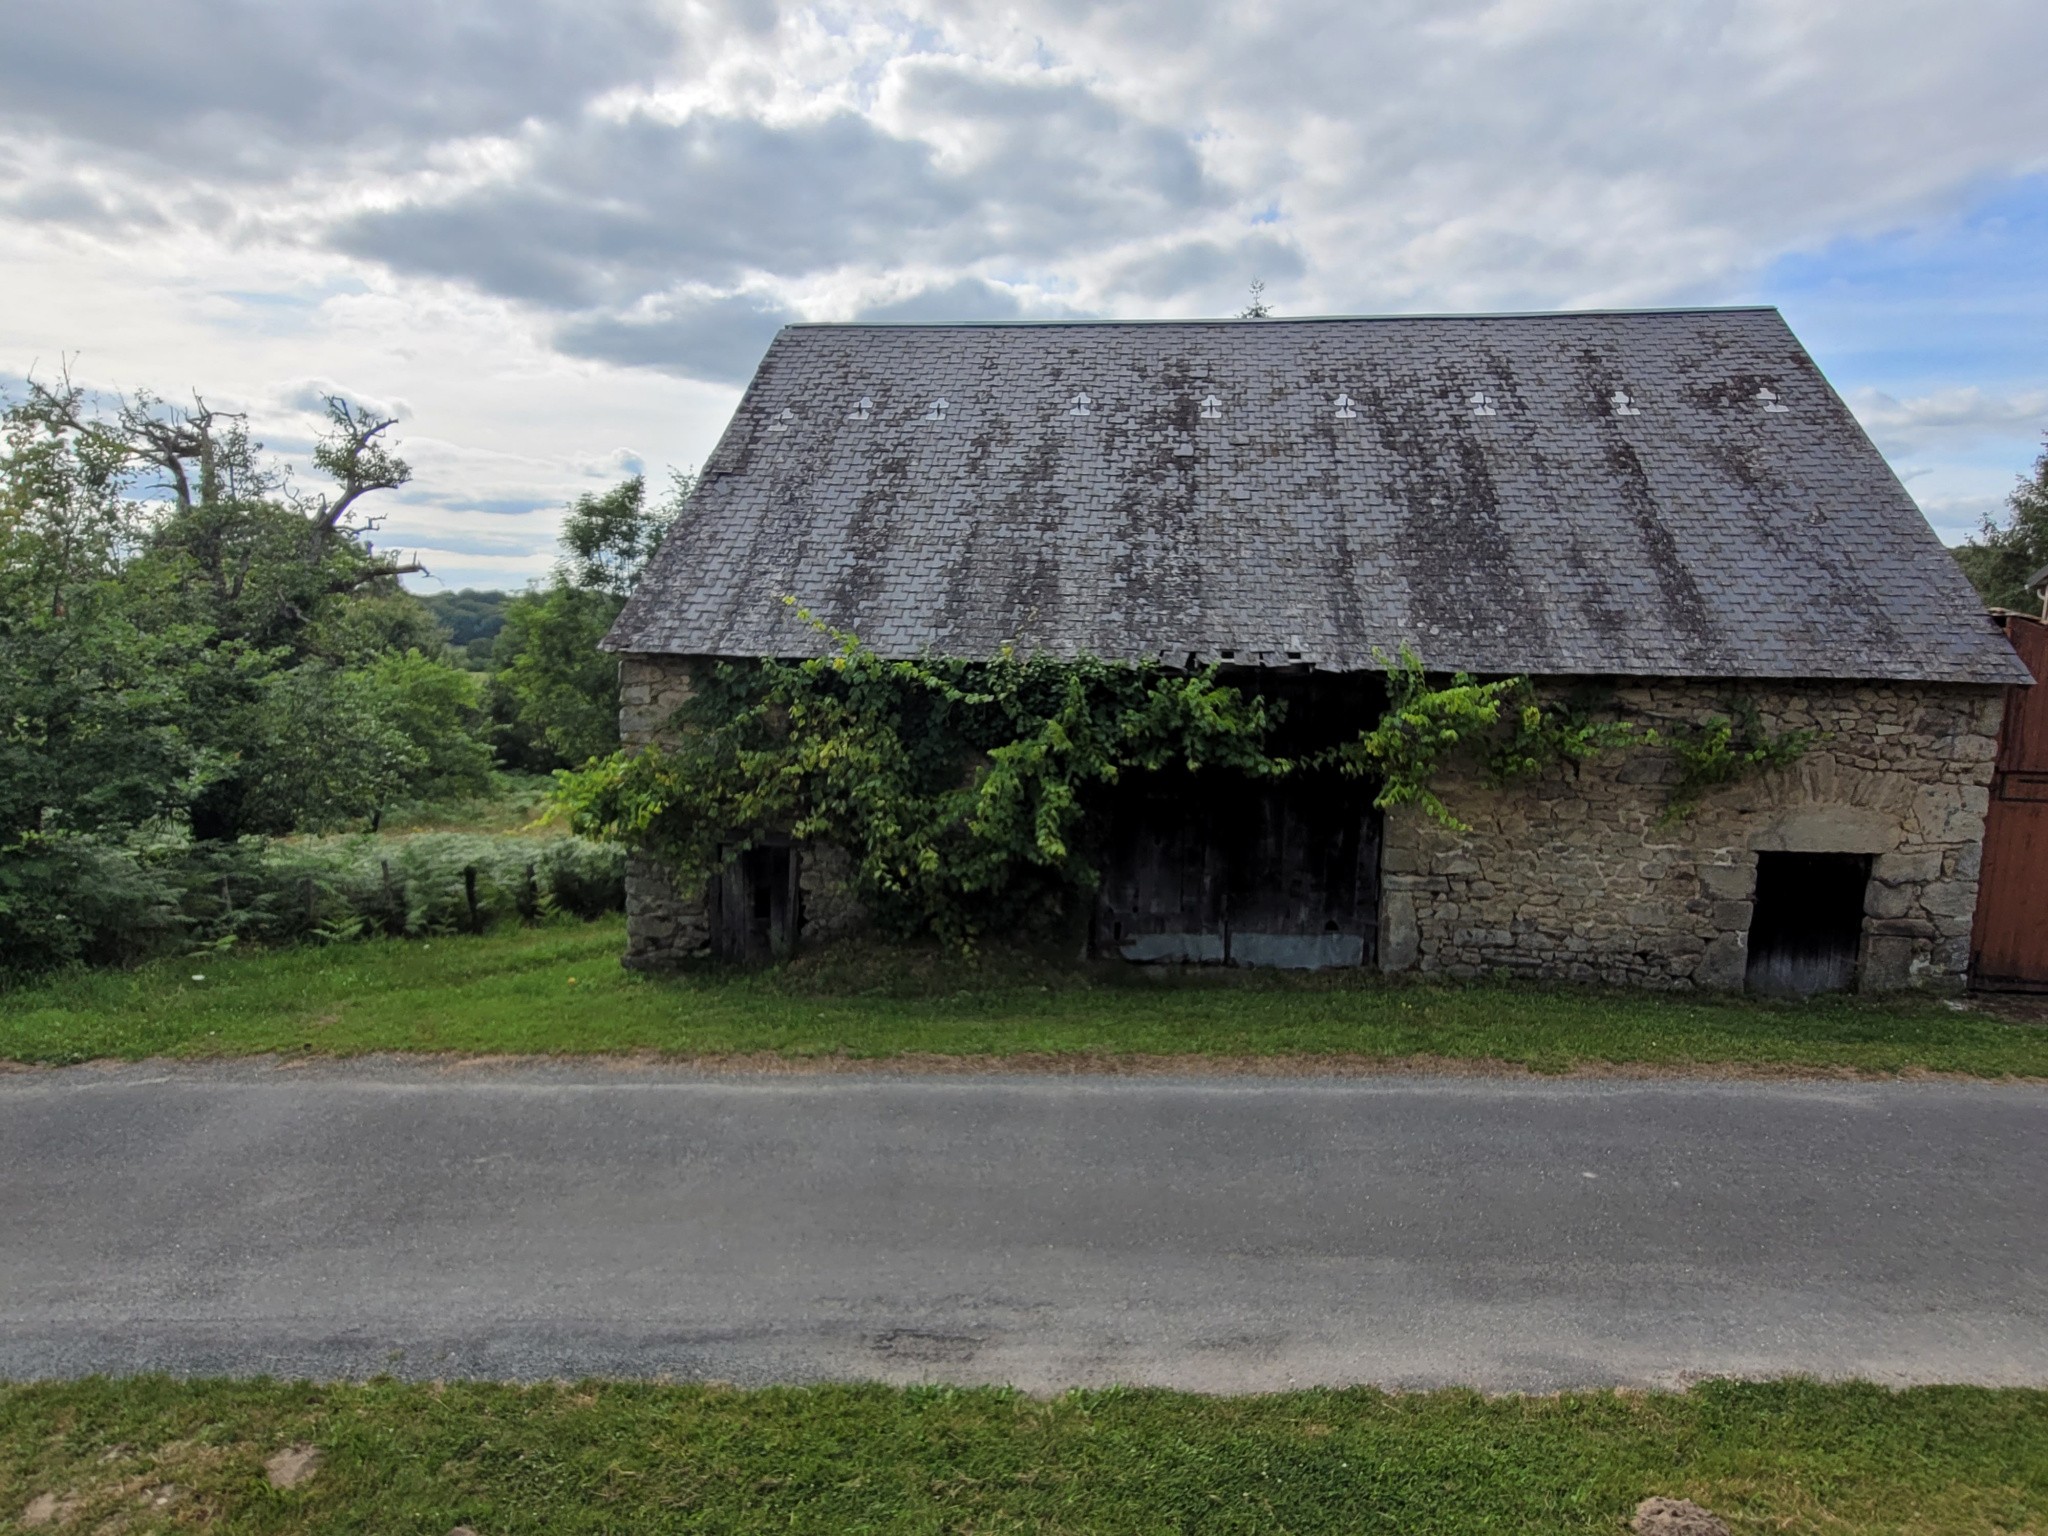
xmin=608 ymin=308 xmax=2027 ymax=685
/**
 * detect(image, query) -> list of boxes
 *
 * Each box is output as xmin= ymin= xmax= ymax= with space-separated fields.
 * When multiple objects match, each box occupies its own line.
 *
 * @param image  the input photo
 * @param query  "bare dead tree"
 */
xmin=22 ymin=376 xmax=423 ymax=589
xmin=24 ymin=375 xmax=276 ymax=511
xmin=303 ymin=396 xmax=421 ymax=583
xmin=309 ymin=396 xmax=410 ymax=535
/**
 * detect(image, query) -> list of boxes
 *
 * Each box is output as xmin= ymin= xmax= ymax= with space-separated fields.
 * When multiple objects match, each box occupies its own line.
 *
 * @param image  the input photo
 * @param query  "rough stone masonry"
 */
xmin=617 ymin=656 xmax=2003 ymax=992
xmin=1380 ymin=679 xmax=2003 ymax=991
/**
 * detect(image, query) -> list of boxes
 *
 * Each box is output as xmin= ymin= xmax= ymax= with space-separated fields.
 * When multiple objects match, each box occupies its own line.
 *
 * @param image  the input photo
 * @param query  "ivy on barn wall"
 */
xmin=556 ymin=618 xmax=1815 ymax=944
xmin=555 ymin=609 xmax=1288 ymax=943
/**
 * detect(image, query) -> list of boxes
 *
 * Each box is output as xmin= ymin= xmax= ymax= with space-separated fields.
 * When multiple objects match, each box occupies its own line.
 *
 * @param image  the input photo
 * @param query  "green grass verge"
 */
xmin=2 ymin=1378 xmax=2043 ymax=1534
xmin=3 ymin=917 xmax=2044 ymax=1075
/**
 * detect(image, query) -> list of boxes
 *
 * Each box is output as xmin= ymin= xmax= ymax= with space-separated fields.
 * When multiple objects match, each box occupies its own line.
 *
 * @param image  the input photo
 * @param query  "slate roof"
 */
xmin=608 ymin=307 xmax=2029 ymax=684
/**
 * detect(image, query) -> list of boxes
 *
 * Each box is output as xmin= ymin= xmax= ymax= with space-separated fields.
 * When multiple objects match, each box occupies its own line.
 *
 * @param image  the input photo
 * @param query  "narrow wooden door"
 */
xmin=1972 ymin=615 xmax=2048 ymax=991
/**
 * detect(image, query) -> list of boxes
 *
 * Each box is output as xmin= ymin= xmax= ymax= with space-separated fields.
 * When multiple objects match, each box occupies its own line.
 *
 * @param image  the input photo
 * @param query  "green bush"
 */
xmin=0 ymin=831 xmax=624 ymax=979
xmin=0 ymin=833 xmax=187 ymax=973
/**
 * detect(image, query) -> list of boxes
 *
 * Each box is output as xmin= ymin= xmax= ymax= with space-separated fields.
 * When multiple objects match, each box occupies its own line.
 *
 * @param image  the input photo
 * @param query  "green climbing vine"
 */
xmin=1331 ymin=650 xmax=1814 ymax=831
xmin=553 ymin=606 xmax=1287 ymax=943
xmin=554 ymin=617 xmax=1816 ymax=944
xmin=1327 ymin=650 xmax=1654 ymax=832
xmin=1325 ymin=648 xmax=1524 ymax=829
xmin=1483 ymin=681 xmax=1654 ymax=787
xmin=1659 ymin=700 xmax=1819 ymax=822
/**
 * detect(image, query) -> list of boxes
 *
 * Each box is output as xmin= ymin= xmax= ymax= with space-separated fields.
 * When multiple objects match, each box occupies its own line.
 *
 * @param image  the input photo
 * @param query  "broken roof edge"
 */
xmin=778 ymin=304 xmax=1786 ymax=332
xmin=603 ymin=637 xmax=2029 ymax=687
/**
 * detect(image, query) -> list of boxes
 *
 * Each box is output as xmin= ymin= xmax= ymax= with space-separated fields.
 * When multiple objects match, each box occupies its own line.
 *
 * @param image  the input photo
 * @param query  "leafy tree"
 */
xmin=0 ymin=395 xmax=219 ymax=842
xmin=1 ymin=377 xmax=492 ymax=842
xmin=556 ymin=470 xmax=688 ymax=597
xmin=1954 ymin=434 xmax=2048 ymax=611
xmin=421 ymin=588 xmax=511 ymax=667
xmin=238 ymin=662 xmax=425 ymax=834
xmin=22 ymin=383 xmax=440 ymax=839
xmin=239 ymin=650 xmax=493 ymax=832
xmin=23 ymin=385 xmax=422 ymax=648
xmin=362 ymin=650 xmax=495 ymax=803
xmin=493 ymin=586 xmax=631 ymax=767
xmin=490 ymin=470 xmax=693 ymax=767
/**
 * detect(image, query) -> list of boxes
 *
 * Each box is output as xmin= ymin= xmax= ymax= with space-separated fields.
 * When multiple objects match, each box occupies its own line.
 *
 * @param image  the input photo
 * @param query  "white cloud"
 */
xmin=4 ymin=0 xmax=2047 ymax=577
xmin=1850 ymin=387 xmax=2048 ymax=457
xmin=1910 ymin=493 xmax=2007 ymax=547
xmin=275 ymin=378 xmax=415 ymax=422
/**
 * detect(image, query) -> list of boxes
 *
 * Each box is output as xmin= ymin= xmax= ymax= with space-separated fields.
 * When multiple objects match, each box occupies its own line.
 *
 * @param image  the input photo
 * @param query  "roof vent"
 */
xmin=1333 ymin=392 xmax=1357 ymax=419
xmin=925 ymin=398 xmax=949 ymax=421
xmin=768 ymin=408 xmax=795 ymax=434
xmin=1609 ymin=390 xmax=1640 ymax=417
xmin=1070 ymin=392 xmax=1093 ymax=417
xmin=1469 ymin=391 xmax=1497 ymax=417
xmin=848 ymin=397 xmax=872 ymax=422
xmin=1200 ymin=393 xmax=1223 ymax=420
xmin=1756 ymin=387 xmax=1788 ymax=414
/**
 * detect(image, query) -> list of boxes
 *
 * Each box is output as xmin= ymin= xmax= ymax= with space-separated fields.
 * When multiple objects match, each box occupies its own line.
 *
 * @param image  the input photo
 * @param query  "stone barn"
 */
xmin=604 ymin=308 xmax=2029 ymax=993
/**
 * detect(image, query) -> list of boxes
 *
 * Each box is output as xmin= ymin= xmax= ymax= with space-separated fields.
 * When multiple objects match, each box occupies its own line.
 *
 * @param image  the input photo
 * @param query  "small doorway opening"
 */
xmin=711 ymin=844 xmax=795 ymax=963
xmin=1746 ymin=851 xmax=1871 ymax=996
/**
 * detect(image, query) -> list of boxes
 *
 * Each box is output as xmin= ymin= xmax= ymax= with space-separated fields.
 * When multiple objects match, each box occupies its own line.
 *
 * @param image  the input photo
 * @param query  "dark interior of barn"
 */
xmin=1092 ymin=670 xmax=1390 ymax=968
xmin=1746 ymin=850 xmax=1873 ymax=995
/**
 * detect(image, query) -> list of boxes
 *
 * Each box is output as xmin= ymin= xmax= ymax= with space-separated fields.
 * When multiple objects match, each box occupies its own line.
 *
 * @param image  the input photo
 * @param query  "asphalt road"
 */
xmin=2 ymin=1059 xmax=2044 ymax=1392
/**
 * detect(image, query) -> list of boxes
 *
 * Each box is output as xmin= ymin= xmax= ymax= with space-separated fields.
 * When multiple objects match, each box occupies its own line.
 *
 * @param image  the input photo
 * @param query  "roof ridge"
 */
xmin=782 ymin=305 xmax=1785 ymax=331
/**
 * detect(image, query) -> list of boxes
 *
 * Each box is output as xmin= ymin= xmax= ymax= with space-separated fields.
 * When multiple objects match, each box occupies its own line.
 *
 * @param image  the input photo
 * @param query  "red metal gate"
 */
xmin=1972 ymin=614 xmax=2048 ymax=991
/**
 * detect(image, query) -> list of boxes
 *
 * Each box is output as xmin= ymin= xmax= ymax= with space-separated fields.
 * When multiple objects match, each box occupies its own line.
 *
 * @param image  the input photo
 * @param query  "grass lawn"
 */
xmin=3 ymin=1377 xmax=2043 ymax=1534
xmin=3 ymin=916 xmax=2044 ymax=1075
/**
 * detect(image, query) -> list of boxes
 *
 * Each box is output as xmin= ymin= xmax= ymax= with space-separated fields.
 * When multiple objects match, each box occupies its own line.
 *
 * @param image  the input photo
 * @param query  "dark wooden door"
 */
xmin=709 ymin=844 xmax=797 ymax=963
xmin=1972 ymin=615 xmax=2048 ymax=991
xmin=1093 ymin=772 xmax=1380 ymax=968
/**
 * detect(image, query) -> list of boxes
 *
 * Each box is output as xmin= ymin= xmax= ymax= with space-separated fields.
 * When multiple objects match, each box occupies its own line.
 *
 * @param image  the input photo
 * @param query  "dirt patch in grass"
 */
xmin=263 ymin=1443 xmax=321 ymax=1488
xmin=1633 ymin=1497 xmax=1730 ymax=1535
xmin=19 ymin=1491 xmax=76 ymax=1528
xmin=12 ymin=1436 xmax=247 ymax=1531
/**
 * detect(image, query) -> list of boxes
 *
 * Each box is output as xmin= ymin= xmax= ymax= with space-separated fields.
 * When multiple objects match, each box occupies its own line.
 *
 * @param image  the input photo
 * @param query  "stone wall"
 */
xmin=623 ymin=655 xmax=2005 ymax=990
xmin=617 ymin=653 xmax=866 ymax=967
xmin=617 ymin=655 xmax=707 ymax=969
xmin=1378 ymin=680 xmax=2005 ymax=992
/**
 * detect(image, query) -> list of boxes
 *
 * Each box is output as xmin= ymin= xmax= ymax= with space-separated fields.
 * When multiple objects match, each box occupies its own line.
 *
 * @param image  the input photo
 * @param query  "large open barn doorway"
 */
xmin=1093 ymin=774 xmax=1381 ymax=967
xmin=1092 ymin=672 xmax=1384 ymax=969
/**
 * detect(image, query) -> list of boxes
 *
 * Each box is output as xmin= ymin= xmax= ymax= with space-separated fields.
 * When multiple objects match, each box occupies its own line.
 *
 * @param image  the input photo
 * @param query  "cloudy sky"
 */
xmin=3 ymin=0 xmax=2046 ymax=591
